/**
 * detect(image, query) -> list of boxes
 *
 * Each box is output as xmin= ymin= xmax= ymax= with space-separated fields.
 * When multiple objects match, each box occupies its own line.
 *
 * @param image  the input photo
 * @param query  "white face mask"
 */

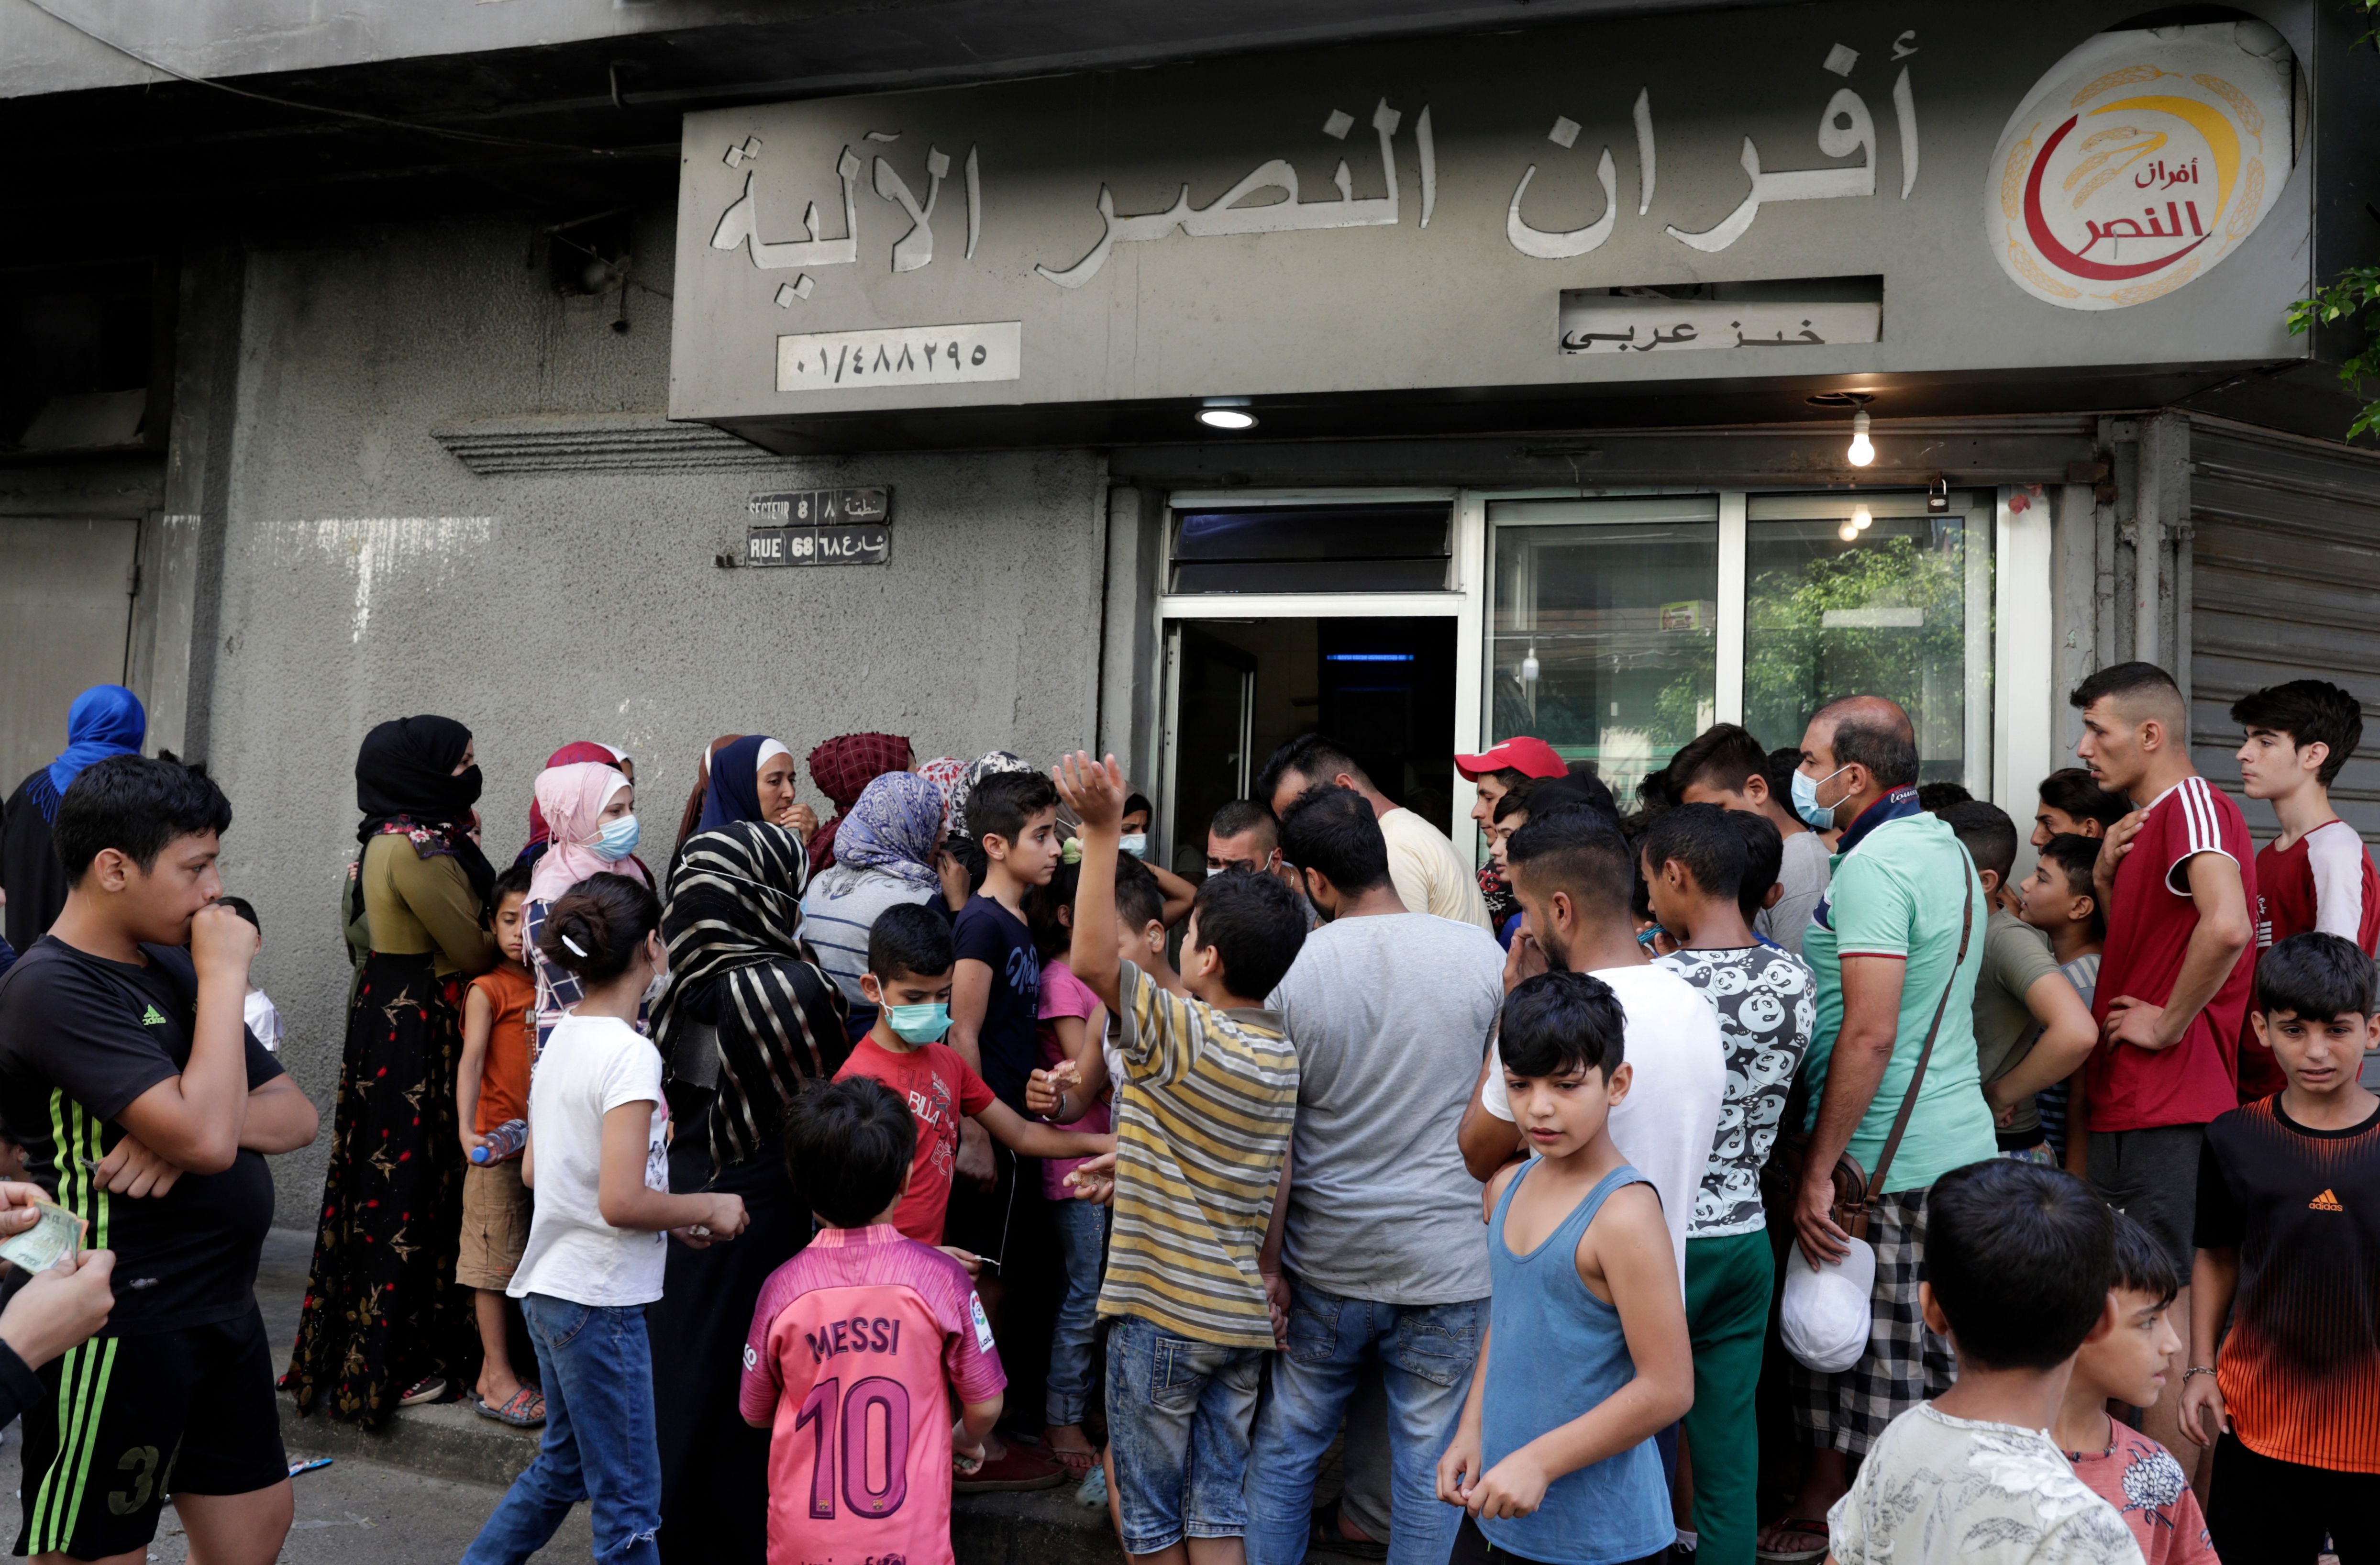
xmin=1118 ymin=833 xmax=1148 ymax=858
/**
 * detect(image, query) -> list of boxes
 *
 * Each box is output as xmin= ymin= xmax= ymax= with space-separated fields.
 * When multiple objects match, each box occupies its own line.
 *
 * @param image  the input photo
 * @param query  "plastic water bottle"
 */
xmin=471 ymin=1119 xmax=528 ymax=1165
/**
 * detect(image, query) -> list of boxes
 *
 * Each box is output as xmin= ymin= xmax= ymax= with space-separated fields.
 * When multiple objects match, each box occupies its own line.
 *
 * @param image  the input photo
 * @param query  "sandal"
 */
xmin=399 ymin=1375 xmax=448 ymax=1407
xmin=475 ymin=1386 xmax=547 ymax=1428
xmin=1045 ymin=1429 xmax=1099 ymax=1478
xmin=1309 ymin=1498 xmax=1389 ymax=1560
xmin=1754 ymin=1516 xmax=1831 ymax=1564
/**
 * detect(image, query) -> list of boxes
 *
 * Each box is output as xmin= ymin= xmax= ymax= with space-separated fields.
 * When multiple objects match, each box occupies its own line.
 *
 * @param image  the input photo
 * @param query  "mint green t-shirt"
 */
xmin=1799 ymin=810 xmax=1997 ymax=1193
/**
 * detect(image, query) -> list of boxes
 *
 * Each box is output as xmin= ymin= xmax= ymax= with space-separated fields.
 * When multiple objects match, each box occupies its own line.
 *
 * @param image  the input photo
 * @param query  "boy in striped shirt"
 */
xmin=1052 ymin=751 xmax=1309 ymax=1565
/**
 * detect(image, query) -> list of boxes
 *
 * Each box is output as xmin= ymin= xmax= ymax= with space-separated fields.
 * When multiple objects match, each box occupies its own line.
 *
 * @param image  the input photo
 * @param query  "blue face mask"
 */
xmin=1118 ymin=833 xmax=1149 ymax=858
xmin=1791 ymin=766 xmax=1849 ymax=830
xmin=886 ymin=1002 xmax=952 ymax=1044
xmin=592 ymin=813 xmax=642 ymax=862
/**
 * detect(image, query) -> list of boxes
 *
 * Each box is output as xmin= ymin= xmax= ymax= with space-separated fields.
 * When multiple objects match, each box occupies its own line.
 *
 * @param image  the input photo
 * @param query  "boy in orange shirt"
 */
xmin=456 ymin=863 xmax=540 ymax=1426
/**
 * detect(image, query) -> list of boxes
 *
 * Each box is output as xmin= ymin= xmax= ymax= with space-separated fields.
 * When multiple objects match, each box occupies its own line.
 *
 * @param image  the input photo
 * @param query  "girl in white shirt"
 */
xmin=464 ymin=873 xmax=748 ymax=1565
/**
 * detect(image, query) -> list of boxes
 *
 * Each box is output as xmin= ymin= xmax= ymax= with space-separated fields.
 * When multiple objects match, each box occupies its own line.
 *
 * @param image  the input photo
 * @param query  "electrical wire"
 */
xmin=16 ymin=0 xmax=629 ymax=156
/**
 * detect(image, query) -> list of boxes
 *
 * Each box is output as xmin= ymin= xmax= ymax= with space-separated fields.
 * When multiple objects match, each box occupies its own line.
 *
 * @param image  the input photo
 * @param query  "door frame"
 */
xmin=1157 ymin=488 xmax=1487 ymax=851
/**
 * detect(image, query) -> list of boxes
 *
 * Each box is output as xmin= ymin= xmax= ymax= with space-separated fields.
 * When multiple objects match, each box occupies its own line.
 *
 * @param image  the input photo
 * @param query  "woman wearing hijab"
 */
xmin=1 ymin=684 xmax=144 ymax=951
xmin=801 ymin=771 xmax=957 ymax=1019
xmin=514 ymin=741 xmax=631 ymax=869
xmin=289 ymin=715 xmax=498 ymax=1427
xmin=803 ymin=731 xmax=914 ymax=876
xmin=523 ymin=760 xmax=647 ymax=1059
xmin=648 ymin=819 xmax=849 ymax=1565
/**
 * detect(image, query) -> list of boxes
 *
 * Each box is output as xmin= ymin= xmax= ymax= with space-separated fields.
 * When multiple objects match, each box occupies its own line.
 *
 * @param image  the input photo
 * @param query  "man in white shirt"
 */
xmin=1458 ymin=810 xmax=1727 ymax=1293
xmin=1666 ymin=723 xmax=1830 ymax=957
xmin=1261 ymin=734 xmax=1490 ymax=931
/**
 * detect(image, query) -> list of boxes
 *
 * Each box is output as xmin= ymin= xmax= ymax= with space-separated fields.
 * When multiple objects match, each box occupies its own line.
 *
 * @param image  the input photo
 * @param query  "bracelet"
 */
xmin=2181 ymin=1365 xmax=2218 ymax=1382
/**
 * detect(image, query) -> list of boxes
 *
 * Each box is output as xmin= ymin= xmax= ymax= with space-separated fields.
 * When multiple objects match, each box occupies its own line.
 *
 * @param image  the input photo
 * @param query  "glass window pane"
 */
xmin=1488 ymin=505 xmax=1720 ymax=807
xmin=1743 ymin=499 xmax=1991 ymax=786
xmin=1170 ymin=504 xmax=1450 ymax=593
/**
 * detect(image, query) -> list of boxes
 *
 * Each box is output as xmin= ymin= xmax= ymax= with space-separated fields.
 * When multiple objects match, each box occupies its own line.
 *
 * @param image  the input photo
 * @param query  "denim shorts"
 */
xmin=1104 ymin=1312 xmax=1266 ymax=1554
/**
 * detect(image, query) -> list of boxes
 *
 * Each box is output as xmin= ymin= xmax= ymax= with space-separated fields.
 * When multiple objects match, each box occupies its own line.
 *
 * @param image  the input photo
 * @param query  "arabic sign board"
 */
xmin=747 ymin=488 xmax=890 ymax=526
xmin=669 ymin=3 xmax=2309 ymax=425
xmin=746 ymin=522 xmax=891 ymax=567
xmin=1559 ymin=295 xmax=1880 ymax=355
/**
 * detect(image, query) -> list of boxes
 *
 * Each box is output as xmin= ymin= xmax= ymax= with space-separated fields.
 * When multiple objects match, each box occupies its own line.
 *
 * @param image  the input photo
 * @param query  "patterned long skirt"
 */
xmin=285 ymin=951 xmax=475 ymax=1427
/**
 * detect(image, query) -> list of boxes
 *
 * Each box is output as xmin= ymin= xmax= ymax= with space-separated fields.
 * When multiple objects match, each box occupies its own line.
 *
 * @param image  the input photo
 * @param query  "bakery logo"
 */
xmin=1986 ymin=20 xmax=2295 ymax=311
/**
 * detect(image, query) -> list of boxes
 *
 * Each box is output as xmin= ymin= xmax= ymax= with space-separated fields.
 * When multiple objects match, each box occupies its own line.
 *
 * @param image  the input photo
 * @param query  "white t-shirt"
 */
xmin=243 ymin=988 xmax=283 ymax=1054
xmin=1830 ymin=1403 xmax=2143 ymax=1565
xmin=1379 ymin=807 xmax=1492 ymax=931
xmin=1481 ymin=962 xmax=1726 ymax=1289
xmin=510 ymin=1013 xmax=670 ymax=1308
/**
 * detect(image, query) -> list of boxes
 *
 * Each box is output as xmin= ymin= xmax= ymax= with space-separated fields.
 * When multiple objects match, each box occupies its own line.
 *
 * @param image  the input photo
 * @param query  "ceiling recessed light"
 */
xmin=1197 ymin=407 xmax=1257 ymax=431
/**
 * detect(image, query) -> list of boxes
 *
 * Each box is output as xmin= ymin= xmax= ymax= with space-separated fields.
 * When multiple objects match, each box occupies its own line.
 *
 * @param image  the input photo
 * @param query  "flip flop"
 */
xmin=475 ymin=1386 xmax=547 ymax=1428
xmin=1755 ymin=1516 xmax=1831 ymax=1564
xmin=1045 ymin=1436 xmax=1099 ymax=1477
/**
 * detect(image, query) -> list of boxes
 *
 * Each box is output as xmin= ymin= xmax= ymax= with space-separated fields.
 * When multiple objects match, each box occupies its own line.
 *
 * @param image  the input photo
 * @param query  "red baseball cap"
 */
xmin=1455 ymin=736 xmax=1569 ymax=781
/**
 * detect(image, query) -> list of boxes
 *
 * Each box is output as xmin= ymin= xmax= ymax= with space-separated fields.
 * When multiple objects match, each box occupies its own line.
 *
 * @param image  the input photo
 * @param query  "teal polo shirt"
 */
xmin=1799 ymin=790 xmax=1997 ymax=1194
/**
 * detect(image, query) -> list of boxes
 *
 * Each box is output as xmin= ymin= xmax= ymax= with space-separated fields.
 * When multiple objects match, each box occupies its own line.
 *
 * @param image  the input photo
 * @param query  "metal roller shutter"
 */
xmin=2189 ymin=419 xmax=2380 ymax=846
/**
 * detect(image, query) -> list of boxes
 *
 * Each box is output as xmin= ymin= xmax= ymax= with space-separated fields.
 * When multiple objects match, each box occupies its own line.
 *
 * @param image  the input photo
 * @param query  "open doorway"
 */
xmin=1164 ymin=616 xmax=1457 ymax=872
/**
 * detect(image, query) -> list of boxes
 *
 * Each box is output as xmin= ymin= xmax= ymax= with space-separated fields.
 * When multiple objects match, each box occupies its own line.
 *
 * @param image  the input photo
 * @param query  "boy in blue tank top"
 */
xmin=1435 ymin=971 xmax=1694 ymax=1565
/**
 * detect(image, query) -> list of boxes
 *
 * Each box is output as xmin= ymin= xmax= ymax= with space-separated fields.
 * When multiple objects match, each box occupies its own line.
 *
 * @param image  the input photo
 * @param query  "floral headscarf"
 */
xmin=946 ymin=751 xmax=1033 ymax=840
xmin=827 ymin=772 xmax=945 ymax=891
xmin=918 ymin=756 xmax=967 ymax=831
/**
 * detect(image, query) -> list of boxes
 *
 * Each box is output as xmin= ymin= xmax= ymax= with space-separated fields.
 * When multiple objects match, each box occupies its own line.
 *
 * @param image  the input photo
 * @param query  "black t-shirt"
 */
xmin=952 ymin=894 xmax=1042 ymax=1114
xmin=0 ymin=936 xmax=284 ymax=1335
xmin=2195 ymin=1095 xmax=2380 ymax=1472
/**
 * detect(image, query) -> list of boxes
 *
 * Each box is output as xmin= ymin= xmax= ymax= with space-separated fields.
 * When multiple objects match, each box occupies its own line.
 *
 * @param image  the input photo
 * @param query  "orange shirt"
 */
xmin=467 ymin=964 xmax=536 ymax=1135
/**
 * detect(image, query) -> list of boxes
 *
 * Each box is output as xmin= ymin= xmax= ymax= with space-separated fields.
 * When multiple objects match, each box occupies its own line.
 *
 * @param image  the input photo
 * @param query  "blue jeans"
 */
xmin=1243 ymin=1279 xmax=1483 ymax=1565
xmin=1106 ymin=1312 xmax=1267 ymax=1554
xmin=464 ymin=1295 xmax=662 ymax=1565
xmin=1048 ymin=1198 xmax=1109 ymax=1426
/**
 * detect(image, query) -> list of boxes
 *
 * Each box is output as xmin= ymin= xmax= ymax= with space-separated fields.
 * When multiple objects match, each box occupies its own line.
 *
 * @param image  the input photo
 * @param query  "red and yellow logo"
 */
xmin=1988 ymin=22 xmax=2293 ymax=311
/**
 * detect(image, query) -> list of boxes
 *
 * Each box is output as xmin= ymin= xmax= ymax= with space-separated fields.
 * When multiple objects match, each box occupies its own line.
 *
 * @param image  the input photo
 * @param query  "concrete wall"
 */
xmin=199 ymin=210 xmax=1109 ymax=1223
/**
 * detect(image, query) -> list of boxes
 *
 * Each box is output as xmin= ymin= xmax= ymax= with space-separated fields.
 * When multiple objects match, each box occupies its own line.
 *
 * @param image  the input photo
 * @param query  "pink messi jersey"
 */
xmin=740 ymin=1224 xmax=1006 ymax=1565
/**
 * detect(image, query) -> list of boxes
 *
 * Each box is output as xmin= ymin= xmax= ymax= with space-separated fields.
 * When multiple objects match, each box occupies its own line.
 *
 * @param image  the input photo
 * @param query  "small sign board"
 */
xmin=744 ymin=487 xmax=891 ymax=568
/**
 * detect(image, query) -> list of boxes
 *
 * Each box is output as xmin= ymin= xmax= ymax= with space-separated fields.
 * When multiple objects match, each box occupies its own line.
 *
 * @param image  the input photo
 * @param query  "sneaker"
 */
xmin=952 ymin=1442 xmax=1066 ymax=1493
xmin=1074 ymin=1463 xmax=1107 ymax=1510
xmin=399 ymin=1376 xmax=448 ymax=1407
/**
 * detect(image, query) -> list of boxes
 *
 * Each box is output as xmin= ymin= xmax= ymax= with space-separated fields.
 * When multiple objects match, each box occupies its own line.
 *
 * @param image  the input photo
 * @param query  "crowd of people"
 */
xmin=0 ymin=657 xmax=2373 ymax=1565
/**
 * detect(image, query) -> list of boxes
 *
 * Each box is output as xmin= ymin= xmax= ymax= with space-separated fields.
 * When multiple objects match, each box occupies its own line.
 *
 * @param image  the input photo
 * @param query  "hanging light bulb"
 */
xmin=1837 ymin=519 xmax=1860 ymax=542
xmin=1520 ymin=644 xmax=1541 ymax=683
xmin=1846 ymin=409 xmax=1875 ymax=467
xmin=1851 ymin=503 xmax=1873 ymax=532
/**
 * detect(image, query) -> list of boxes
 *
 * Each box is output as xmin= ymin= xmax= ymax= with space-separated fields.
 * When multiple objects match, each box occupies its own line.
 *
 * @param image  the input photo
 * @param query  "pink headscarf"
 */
xmin=527 ymin=741 xmax=626 ymax=847
xmin=527 ymin=762 xmax=645 ymax=902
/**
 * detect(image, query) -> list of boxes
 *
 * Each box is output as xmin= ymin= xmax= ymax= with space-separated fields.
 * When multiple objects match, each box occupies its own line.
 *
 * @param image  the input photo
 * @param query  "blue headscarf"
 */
xmin=696 ymin=734 xmax=784 ymax=834
xmin=28 ymin=685 xmax=146 ymax=825
xmin=830 ymin=771 xmax=945 ymax=890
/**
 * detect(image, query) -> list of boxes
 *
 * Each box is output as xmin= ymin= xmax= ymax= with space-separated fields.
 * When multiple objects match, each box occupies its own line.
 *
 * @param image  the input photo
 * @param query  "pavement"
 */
xmin=250 ymin=1228 xmax=1124 ymax=1565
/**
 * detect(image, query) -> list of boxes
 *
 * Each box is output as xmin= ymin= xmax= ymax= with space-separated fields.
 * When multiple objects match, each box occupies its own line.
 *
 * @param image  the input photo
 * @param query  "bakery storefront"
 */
xmin=671 ymin=0 xmax=2379 ymax=862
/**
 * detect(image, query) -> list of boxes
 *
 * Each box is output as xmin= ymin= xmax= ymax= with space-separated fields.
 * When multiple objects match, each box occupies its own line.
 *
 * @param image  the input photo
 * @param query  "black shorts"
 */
xmin=2086 ymin=1123 xmax=2205 ymax=1275
xmin=15 ymin=1305 xmax=288 ymax=1559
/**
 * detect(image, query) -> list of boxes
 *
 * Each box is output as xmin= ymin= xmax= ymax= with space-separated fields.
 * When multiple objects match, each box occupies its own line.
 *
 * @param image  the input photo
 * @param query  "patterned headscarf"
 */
xmin=651 ymin=821 xmax=849 ymax=1166
xmin=805 ymin=733 xmax=915 ymax=876
xmin=918 ymin=756 xmax=967 ymax=831
xmin=826 ymin=772 xmax=945 ymax=891
xmin=946 ymin=751 xmax=1033 ymax=840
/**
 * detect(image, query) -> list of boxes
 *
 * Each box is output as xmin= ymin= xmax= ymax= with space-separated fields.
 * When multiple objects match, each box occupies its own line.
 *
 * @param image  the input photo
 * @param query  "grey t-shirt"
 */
xmin=1973 ymin=910 xmax=2062 ymax=1139
xmin=800 ymin=866 xmax=934 ymax=1005
xmin=1760 ymin=828 xmax=1832 ymax=958
xmin=1267 ymin=912 xmax=1505 ymax=1304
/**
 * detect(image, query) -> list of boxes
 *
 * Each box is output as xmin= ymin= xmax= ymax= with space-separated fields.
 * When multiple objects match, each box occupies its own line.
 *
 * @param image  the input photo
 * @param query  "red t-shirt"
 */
xmin=834 ymin=1035 xmax=995 ymax=1244
xmin=466 ymin=965 xmax=536 ymax=1135
xmin=2063 ymin=1421 xmax=2216 ymax=1565
xmin=2241 ymin=820 xmax=2380 ymax=1097
xmin=740 ymin=1224 xmax=1006 ymax=1565
xmin=2087 ymin=776 xmax=2258 ymax=1132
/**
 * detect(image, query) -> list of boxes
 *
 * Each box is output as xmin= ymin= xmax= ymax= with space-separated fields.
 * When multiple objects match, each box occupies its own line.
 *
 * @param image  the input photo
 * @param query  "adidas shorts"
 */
xmin=16 ymin=1305 xmax=288 ymax=1559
